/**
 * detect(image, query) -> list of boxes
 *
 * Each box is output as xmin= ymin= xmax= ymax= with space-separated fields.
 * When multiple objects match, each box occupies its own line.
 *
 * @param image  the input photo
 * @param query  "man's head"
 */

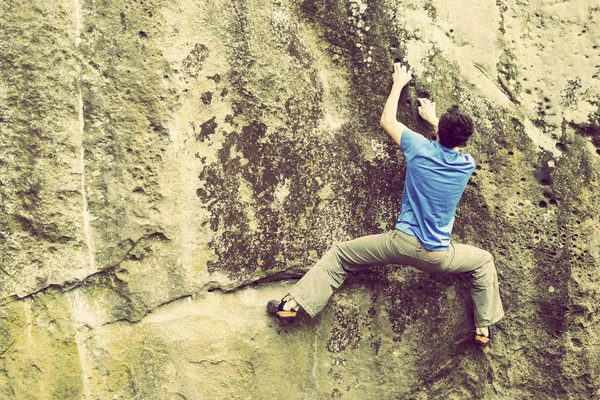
xmin=437 ymin=106 xmax=473 ymax=149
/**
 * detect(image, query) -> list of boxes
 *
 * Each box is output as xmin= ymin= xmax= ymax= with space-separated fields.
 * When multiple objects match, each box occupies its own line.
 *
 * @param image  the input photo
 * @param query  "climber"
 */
xmin=267 ymin=60 xmax=504 ymax=347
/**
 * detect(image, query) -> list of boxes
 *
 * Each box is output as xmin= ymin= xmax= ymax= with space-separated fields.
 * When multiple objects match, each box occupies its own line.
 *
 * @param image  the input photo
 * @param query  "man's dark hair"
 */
xmin=437 ymin=105 xmax=473 ymax=149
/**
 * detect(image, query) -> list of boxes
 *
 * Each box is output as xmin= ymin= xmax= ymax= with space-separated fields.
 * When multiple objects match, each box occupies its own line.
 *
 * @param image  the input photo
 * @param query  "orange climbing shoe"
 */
xmin=267 ymin=299 xmax=297 ymax=324
xmin=474 ymin=328 xmax=492 ymax=347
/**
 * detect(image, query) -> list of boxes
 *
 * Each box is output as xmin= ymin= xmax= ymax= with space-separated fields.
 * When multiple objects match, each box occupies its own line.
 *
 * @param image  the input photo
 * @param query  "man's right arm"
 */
xmin=380 ymin=62 xmax=412 ymax=145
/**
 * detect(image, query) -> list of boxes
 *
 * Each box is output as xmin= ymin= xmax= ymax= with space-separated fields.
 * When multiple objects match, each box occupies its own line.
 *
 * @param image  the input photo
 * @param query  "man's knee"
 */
xmin=315 ymin=245 xmax=347 ymax=286
xmin=482 ymin=250 xmax=494 ymax=266
xmin=323 ymin=244 xmax=343 ymax=266
xmin=473 ymin=251 xmax=497 ymax=287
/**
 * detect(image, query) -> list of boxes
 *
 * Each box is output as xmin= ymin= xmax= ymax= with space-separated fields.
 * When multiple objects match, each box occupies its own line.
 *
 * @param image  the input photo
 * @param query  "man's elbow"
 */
xmin=379 ymin=116 xmax=392 ymax=129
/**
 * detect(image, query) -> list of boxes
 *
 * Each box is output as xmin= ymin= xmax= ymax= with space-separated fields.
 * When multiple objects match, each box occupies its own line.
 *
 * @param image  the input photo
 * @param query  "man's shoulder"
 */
xmin=400 ymin=128 xmax=431 ymax=160
xmin=402 ymin=128 xmax=430 ymax=142
xmin=459 ymin=151 xmax=476 ymax=167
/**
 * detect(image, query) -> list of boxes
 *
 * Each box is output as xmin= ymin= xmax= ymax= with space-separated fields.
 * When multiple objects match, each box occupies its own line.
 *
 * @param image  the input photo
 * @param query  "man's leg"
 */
xmin=440 ymin=243 xmax=505 ymax=336
xmin=275 ymin=230 xmax=416 ymax=319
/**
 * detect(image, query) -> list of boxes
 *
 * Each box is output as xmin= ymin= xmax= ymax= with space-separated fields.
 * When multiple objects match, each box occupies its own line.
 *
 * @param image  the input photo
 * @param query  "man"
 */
xmin=268 ymin=61 xmax=504 ymax=347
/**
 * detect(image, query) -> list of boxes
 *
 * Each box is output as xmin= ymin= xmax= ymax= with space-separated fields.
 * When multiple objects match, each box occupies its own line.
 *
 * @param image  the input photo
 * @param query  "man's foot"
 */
xmin=267 ymin=296 xmax=299 ymax=324
xmin=474 ymin=326 xmax=492 ymax=347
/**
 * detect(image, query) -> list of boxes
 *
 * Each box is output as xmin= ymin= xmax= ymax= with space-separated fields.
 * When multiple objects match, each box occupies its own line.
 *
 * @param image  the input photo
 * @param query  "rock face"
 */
xmin=0 ymin=0 xmax=599 ymax=398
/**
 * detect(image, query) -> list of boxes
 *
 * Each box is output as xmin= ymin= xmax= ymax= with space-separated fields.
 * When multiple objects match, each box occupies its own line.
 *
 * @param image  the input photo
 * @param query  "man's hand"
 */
xmin=417 ymin=98 xmax=439 ymax=131
xmin=392 ymin=62 xmax=412 ymax=87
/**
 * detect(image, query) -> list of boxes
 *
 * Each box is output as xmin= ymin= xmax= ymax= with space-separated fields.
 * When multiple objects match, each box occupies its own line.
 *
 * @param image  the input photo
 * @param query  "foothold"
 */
xmin=208 ymin=74 xmax=221 ymax=83
xmin=539 ymin=200 xmax=547 ymax=208
xmin=201 ymin=91 xmax=213 ymax=105
xmin=196 ymin=117 xmax=218 ymax=142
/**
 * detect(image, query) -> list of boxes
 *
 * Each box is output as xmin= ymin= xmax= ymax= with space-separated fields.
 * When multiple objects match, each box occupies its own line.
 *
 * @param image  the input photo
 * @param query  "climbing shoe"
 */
xmin=267 ymin=299 xmax=297 ymax=324
xmin=474 ymin=327 xmax=492 ymax=347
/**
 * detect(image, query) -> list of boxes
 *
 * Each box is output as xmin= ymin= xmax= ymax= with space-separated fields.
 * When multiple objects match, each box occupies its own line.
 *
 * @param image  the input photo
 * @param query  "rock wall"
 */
xmin=0 ymin=0 xmax=599 ymax=398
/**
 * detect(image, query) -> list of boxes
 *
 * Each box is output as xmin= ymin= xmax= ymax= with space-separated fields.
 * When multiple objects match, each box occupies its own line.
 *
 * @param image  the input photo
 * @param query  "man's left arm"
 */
xmin=380 ymin=61 xmax=412 ymax=146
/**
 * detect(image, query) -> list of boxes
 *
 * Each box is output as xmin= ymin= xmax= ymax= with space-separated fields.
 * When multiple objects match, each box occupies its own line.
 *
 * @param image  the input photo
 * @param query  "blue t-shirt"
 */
xmin=395 ymin=129 xmax=476 ymax=251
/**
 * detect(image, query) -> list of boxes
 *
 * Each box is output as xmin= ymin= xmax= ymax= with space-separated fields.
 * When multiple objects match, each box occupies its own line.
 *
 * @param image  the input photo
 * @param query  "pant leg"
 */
xmin=289 ymin=230 xmax=504 ymax=326
xmin=440 ymin=243 xmax=505 ymax=327
xmin=289 ymin=230 xmax=417 ymax=317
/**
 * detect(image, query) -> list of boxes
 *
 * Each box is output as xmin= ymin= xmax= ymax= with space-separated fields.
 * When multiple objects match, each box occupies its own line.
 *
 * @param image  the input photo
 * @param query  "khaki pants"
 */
xmin=288 ymin=230 xmax=504 ymax=327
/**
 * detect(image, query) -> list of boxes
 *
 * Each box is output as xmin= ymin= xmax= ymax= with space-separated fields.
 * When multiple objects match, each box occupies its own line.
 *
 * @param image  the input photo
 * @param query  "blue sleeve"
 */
xmin=400 ymin=128 xmax=430 ymax=160
xmin=467 ymin=154 xmax=476 ymax=170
